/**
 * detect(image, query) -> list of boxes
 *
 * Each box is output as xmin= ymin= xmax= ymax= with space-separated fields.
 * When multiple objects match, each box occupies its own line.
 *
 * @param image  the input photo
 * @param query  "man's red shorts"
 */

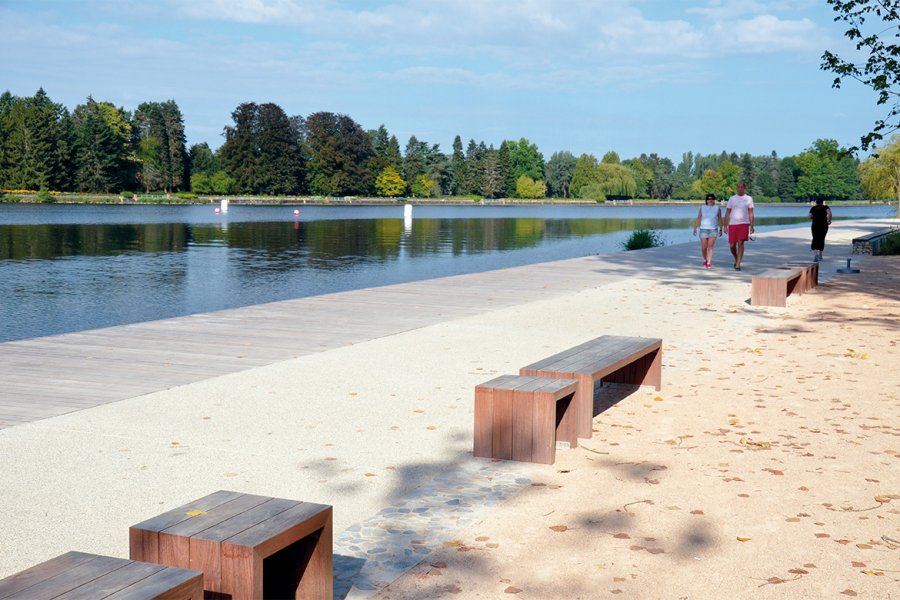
xmin=729 ymin=223 xmax=750 ymax=245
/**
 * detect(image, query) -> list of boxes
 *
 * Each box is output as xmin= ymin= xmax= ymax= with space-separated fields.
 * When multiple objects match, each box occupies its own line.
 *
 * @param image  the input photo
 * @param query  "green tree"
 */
xmin=507 ymin=137 xmax=544 ymax=180
xmin=858 ymin=135 xmax=900 ymax=201
xmin=70 ymin=97 xmax=136 ymax=192
xmin=188 ymin=142 xmax=219 ymax=176
xmin=0 ymin=89 xmax=69 ymax=190
xmin=794 ymin=138 xmax=861 ymax=200
xmin=597 ymin=163 xmax=636 ymax=198
xmin=601 ymin=150 xmax=620 ymax=164
xmin=515 ymin=175 xmax=547 ymax=198
xmin=624 ymin=158 xmax=653 ymax=198
xmin=465 ymin=139 xmax=485 ymax=195
xmin=303 ymin=111 xmax=372 ymax=196
xmin=482 ymin=149 xmax=503 ymax=198
xmin=570 ymin=153 xmax=600 ymax=198
xmin=375 ymin=165 xmax=406 ymax=197
xmin=545 ymin=151 xmax=576 ymax=198
xmin=691 ymin=168 xmax=727 ymax=200
xmin=451 ymin=135 xmax=466 ymax=195
xmin=410 ymin=173 xmax=438 ymax=197
xmin=821 ymin=0 xmax=900 ymax=150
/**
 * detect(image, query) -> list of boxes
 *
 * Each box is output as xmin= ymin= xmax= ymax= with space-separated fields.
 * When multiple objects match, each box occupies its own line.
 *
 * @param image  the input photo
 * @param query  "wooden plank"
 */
xmin=1 ymin=555 xmax=125 ymax=600
xmin=473 ymin=386 xmax=493 ymax=459
xmin=531 ymin=391 xmax=555 ymax=465
xmin=511 ymin=388 xmax=535 ymax=462
xmin=52 ymin=561 xmax=166 ymax=600
xmin=491 ymin=386 xmax=514 ymax=460
xmin=0 ymin=552 xmax=96 ymax=599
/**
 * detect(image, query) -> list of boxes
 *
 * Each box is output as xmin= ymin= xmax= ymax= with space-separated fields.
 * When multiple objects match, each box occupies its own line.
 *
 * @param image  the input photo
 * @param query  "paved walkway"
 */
xmin=1 ymin=218 xmax=894 ymax=429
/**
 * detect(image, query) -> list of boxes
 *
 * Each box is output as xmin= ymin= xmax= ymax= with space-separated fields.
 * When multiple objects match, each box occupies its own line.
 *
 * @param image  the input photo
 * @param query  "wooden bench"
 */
xmin=782 ymin=261 xmax=818 ymax=292
xmin=751 ymin=268 xmax=802 ymax=307
xmin=0 ymin=551 xmax=203 ymax=599
xmin=130 ymin=490 xmax=332 ymax=600
xmin=520 ymin=335 xmax=663 ymax=439
xmin=474 ymin=375 xmax=578 ymax=464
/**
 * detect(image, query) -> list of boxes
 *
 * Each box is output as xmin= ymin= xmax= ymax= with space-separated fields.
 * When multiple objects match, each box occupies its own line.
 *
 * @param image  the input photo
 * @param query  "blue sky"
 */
xmin=0 ymin=0 xmax=883 ymax=162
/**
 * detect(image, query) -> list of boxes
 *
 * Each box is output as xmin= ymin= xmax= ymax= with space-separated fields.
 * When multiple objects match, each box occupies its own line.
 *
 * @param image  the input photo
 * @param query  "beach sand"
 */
xmin=0 ymin=220 xmax=897 ymax=599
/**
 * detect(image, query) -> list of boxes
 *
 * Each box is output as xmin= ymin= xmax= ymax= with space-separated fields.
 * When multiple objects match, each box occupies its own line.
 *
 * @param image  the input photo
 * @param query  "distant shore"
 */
xmin=0 ymin=193 xmax=895 ymax=208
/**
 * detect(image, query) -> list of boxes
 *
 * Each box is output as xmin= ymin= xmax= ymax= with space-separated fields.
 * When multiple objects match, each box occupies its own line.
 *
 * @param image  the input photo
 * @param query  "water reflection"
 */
xmin=0 ymin=215 xmax=813 ymax=263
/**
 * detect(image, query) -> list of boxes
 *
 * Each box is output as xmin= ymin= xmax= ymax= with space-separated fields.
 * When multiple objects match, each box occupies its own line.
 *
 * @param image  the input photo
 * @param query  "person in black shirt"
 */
xmin=808 ymin=198 xmax=832 ymax=262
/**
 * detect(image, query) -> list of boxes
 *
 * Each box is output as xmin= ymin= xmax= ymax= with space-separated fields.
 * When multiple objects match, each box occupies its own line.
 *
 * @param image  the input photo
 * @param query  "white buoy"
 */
xmin=214 ymin=207 xmax=221 ymax=214
xmin=293 ymin=209 xmax=300 ymax=217
xmin=403 ymin=203 xmax=413 ymax=231
xmin=220 ymin=198 xmax=229 ymax=213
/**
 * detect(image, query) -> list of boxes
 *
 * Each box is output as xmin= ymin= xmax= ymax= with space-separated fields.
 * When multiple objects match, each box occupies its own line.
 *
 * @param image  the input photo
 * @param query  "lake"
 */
xmin=1 ymin=203 xmax=893 ymax=342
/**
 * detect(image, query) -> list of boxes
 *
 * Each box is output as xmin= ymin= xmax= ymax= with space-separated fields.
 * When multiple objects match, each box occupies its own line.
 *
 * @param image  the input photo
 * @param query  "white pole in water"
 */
xmin=220 ymin=198 xmax=229 ymax=213
xmin=403 ymin=203 xmax=412 ymax=230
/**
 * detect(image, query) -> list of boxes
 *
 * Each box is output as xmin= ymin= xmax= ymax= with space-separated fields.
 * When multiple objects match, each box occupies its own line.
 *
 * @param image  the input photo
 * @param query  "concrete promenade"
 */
xmin=0 ymin=218 xmax=896 ymax=598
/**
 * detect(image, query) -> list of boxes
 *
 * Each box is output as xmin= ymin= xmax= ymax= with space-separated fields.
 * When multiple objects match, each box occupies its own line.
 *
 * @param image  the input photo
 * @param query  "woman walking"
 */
xmin=808 ymin=198 xmax=832 ymax=262
xmin=692 ymin=193 xmax=723 ymax=268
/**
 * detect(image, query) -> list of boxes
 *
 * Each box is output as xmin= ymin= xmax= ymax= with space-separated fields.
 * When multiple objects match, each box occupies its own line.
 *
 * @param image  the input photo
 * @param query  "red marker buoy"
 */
xmin=214 ymin=208 xmax=221 ymax=214
xmin=293 ymin=209 xmax=300 ymax=216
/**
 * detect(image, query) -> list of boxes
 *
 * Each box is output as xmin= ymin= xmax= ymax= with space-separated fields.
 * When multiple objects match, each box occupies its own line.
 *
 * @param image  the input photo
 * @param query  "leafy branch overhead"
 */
xmin=821 ymin=0 xmax=900 ymax=151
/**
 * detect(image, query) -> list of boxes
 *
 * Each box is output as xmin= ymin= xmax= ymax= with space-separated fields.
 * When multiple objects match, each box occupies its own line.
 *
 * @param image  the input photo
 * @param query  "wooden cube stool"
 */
xmin=130 ymin=490 xmax=332 ymax=600
xmin=0 ymin=551 xmax=203 ymax=599
xmin=474 ymin=375 xmax=578 ymax=465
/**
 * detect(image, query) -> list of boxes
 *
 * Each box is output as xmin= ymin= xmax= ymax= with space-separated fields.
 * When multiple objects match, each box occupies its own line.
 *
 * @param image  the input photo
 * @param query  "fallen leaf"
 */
xmin=788 ymin=569 xmax=809 ymax=575
xmin=767 ymin=577 xmax=784 ymax=584
xmin=504 ymin=586 xmax=523 ymax=594
xmin=851 ymin=561 xmax=866 ymax=568
xmin=856 ymin=543 xmax=872 ymax=549
xmin=874 ymin=495 xmax=891 ymax=503
xmin=613 ymin=533 xmax=631 ymax=539
xmin=690 ymin=510 xmax=704 ymax=515
xmin=861 ymin=570 xmax=884 ymax=576
xmin=765 ymin=469 xmax=784 ymax=476
xmin=364 ymin=472 xmax=377 ymax=477
xmin=430 ymin=561 xmax=447 ymax=569
xmin=737 ymin=537 xmax=752 ymax=542
xmin=815 ymin=533 xmax=830 ymax=538
xmin=184 ymin=510 xmax=207 ymax=517
xmin=549 ymin=525 xmax=569 ymax=532
xmin=426 ymin=425 xmax=437 ymax=430
xmin=840 ymin=590 xmax=858 ymax=597
xmin=653 ymin=396 xmax=664 ymax=402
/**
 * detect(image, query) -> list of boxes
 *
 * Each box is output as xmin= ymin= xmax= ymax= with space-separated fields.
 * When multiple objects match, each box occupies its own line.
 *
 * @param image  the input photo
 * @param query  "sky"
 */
xmin=0 ymin=0 xmax=885 ymax=162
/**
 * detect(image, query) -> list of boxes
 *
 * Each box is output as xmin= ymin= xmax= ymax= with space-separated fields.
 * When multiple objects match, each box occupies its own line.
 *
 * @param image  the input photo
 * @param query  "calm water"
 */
xmin=1 ymin=203 xmax=892 ymax=342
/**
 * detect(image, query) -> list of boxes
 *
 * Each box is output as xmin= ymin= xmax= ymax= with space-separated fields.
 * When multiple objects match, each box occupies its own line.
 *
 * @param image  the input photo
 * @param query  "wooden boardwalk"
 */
xmin=0 ymin=256 xmax=622 ymax=429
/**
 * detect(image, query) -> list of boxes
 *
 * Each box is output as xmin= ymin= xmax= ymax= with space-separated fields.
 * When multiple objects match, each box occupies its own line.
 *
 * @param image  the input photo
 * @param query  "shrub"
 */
xmin=175 ymin=192 xmax=198 ymax=200
xmin=36 ymin=187 xmax=54 ymax=203
xmin=623 ymin=229 xmax=664 ymax=251
xmin=1 ymin=194 xmax=22 ymax=203
xmin=880 ymin=231 xmax=900 ymax=255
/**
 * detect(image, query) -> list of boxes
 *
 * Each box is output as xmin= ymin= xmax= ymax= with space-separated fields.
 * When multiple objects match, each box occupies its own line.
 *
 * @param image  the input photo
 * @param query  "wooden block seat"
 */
xmin=520 ymin=335 xmax=662 ymax=439
xmin=0 ymin=551 xmax=203 ymax=600
xmin=130 ymin=490 xmax=332 ymax=600
xmin=474 ymin=375 xmax=578 ymax=465
xmin=751 ymin=268 xmax=803 ymax=307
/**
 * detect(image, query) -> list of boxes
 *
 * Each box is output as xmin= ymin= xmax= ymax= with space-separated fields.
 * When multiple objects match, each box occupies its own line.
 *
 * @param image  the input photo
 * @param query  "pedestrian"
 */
xmin=723 ymin=181 xmax=755 ymax=271
xmin=808 ymin=198 xmax=832 ymax=262
xmin=692 ymin=193 xmax=723 ymax=268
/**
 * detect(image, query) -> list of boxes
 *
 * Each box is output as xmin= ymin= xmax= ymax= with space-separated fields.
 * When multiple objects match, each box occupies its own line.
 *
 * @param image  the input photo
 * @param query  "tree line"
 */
xmin=0 ymin=88 xmax=890 ymax=202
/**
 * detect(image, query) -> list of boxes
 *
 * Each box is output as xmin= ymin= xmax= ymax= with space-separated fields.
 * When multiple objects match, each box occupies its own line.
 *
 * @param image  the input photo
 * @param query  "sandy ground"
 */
xmin=373 ymin=256 xmax=900 ymax=599
xmin=0 ymin=223 xmax=897 ymax=599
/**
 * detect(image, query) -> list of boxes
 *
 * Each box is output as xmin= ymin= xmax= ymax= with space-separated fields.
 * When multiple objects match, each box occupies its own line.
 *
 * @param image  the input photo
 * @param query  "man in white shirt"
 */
xmin=723 ymin=181 xmax=755 ymax=271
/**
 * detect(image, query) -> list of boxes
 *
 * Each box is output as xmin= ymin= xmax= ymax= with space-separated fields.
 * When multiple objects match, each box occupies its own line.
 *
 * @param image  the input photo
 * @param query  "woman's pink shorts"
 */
xmin=728 ymin=223 xmax=750 ymax=244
